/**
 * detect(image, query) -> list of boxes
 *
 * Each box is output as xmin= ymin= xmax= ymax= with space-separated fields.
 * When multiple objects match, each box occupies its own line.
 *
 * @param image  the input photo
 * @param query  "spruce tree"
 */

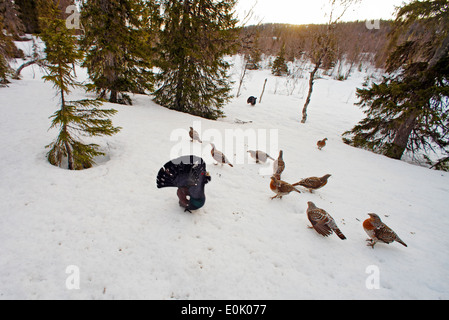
xmin=343 ymin=0 xmax=449 ymax=166
xmin=271 ymin=45 xmax=288 ymax=76
xmin=80 ymin=0 xmax=159 ymax=105
xmin=153 ymin=0 xmax=238 ymax=120
xmin=39 ymin=0 xmax=121 ymax=170
xmin=246 ymin=33 xmax=262 ymax=70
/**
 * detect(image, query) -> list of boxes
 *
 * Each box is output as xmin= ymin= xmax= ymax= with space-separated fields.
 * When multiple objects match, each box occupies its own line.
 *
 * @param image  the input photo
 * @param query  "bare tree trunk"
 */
xmin=60 ymin=87 xmax=74 ymax=170
xmin=301 ymin=63 xmax=320 ymax=124
xmin=386 ymin=110 xmax=419 ymax=159
xmin=299 ymin=0 xmax=358 ymax=124
xmin=344 ymin=60 xmax=355 ymax=80
xmin=64 ymin=139 xmax=74 ymax=170
xmin=110 ymin=90 xmax=118 ymax=104
xmin=236 ymin=58 xmax=248 ymax=98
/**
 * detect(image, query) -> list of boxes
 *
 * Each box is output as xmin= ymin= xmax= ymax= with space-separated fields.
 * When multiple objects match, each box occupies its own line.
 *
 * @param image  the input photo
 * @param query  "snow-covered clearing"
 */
xmin=1 ymin=51 xmax=448 ymax=300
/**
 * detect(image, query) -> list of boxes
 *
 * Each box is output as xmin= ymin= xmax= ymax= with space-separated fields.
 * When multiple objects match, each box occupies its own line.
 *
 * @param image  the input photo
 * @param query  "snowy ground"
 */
xmin=1 ymin=48 xmax=449 ymax=300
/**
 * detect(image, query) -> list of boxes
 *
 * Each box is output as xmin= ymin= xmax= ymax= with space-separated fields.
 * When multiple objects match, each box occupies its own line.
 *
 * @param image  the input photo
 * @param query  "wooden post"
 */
xmin=259 ymin=78 xmax=267 ymax=103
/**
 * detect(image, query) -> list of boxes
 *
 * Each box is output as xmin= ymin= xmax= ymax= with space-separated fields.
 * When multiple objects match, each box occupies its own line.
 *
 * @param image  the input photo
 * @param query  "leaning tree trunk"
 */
xmin=13 ymin=59 xmax=44 ymax=79
xmin=236 ymin=58 xmax=248 ymax=98
xmin=385 ymin=110 xmax=419 ymax=159
xmin=386 ymin=34 xmax=449 ymax=160
xmin=301 ymin=62 xmax=320 ymax=124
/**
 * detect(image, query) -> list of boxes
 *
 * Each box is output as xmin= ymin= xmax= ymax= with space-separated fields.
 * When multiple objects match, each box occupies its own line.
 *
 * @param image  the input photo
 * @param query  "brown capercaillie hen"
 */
xmin=317 ymin=138 xmax=328 ymax=150
xmin=270 ymin=176 xmax=301 ymax=200
xmin=293 ymin=174 xmax=331 ymax=193
xmin=248 ymin=150 xmax=274 ymax=164
xmin=189 ymin=127 xmax=202 ymax=143
xmin=210 ymin=143 xmax=233 ymax=167
xmin=306 ymin=202 xmax=346 ymax=240
xmin=363 ymin=213 xmax=407 ymax=248
xmin=273 ymin=150 xmax=285 ymax=179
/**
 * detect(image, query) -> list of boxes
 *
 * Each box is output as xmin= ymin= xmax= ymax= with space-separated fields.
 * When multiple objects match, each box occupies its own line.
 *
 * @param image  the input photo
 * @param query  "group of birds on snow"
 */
xmin=157 ymin=126 xmax=407 ymax=249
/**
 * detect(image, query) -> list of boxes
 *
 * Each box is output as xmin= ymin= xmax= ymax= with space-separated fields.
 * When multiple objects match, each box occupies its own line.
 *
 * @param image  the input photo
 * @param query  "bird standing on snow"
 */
xmin=247 ymin=96 xmax=257 ymax=106
xmin=363 ymin=213 xmax=407 ymax=248
xmin=317 ymin=138 xmax=328 ymax=150
xmin=293 ymin=174 xmax=331 ymax=193
xmin=273 ymin=150 xmax=285 ymax=179
xmin=189 ymin=127 xmax=202 ymax=143
xmin=248 ymin=150 xmax=274 ymax=164
xmin=270 ymin=176 xmax=301 ymax=200
xmin=157 ymin=155 xmax=211 ymax=213
xmin=306 ymin=202 xmax=346 ymax=240
xmin=210 ymin=143 xmax=233 ymax=167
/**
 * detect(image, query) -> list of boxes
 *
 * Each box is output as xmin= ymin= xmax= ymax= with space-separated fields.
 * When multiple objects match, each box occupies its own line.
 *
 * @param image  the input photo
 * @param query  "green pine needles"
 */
xmin=343 ymin=0 xmax=449 ymax=167
xmin=80 ymin=0 xmax=160 ymax=105
xmin=40 ymin=1 xmax=121 ymax=170
xmin=271 ymin=45 xmax=288 ymax=76
xmin=153 ymin=0 xmax=239 ymax=120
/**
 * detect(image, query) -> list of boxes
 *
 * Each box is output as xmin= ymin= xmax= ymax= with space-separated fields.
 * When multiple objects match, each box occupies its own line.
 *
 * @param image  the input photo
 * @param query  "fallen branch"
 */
xmin=235 ymin=118 xmax=253 ymax=125
xmin=13 ymin=59 xmax=45 ymax=80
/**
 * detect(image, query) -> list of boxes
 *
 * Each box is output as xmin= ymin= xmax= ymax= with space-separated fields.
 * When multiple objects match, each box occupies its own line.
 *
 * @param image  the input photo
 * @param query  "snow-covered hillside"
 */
xmin=1 ymin=52 xmax=449 ymax=300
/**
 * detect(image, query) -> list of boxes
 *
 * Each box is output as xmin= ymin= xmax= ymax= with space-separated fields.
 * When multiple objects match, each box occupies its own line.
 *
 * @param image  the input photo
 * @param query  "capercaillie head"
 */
xmin=368 ymin=213 xmax=383 ymax=226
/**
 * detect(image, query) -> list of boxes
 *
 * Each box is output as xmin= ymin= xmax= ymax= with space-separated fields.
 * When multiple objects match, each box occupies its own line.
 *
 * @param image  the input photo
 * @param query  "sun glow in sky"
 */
xmin=235 ymin=0 xmax=410 ymax=26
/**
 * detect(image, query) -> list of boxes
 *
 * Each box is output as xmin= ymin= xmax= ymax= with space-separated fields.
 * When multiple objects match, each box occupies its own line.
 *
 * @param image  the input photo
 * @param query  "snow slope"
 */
xmin=1 ymin=54 xmax=449 ymax=300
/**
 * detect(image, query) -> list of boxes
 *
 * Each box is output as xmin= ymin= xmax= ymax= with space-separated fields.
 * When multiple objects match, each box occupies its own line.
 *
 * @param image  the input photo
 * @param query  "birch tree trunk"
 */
xmin=301 ymin=62 xmax=320 ymax=124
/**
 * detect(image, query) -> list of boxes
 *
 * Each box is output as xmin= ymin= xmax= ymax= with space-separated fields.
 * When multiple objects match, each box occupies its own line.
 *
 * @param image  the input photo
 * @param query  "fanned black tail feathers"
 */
xmin=157 ymin=155 xmax=207 ymax=189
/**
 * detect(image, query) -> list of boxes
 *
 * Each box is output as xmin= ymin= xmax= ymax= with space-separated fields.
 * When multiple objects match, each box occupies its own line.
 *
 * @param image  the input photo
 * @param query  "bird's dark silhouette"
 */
xmin=157 ymin=155 xmax=211 ymax=213
xmin=247 ymin=96 xmax=257 ymax=106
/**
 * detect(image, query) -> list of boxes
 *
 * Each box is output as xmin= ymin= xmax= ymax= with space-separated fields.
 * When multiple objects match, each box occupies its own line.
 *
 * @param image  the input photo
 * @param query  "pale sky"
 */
xmin=235 ymin=0 xmax=411 ymax=25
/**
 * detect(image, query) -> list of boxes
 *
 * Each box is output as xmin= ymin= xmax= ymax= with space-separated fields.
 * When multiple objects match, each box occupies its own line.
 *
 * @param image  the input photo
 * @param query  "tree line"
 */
xmin=239 ymin=20 xmax=392 ymax=74
xmin=1 ymin=0 xmax=238 ymax=170
xmin=239 ymin=1 xmax=449 ymax=169
xmin=2 ymin=0 xmax=238 ymax=115
xmin=1 ymin=0 xmax=448 ymax=171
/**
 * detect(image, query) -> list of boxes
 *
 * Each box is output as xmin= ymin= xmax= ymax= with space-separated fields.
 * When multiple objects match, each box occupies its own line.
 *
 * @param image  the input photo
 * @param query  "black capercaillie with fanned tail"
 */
xmin=157 ymin=156 xmax=211 ymax=213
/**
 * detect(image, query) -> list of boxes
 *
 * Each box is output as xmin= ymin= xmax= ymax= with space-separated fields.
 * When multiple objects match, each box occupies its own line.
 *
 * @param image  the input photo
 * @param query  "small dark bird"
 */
xmin=247 ymin=96 xmax=257 ymax=106
xmin=273 ymin=150 xmax=285 ymax=179
xmin=210 ymin=143 xmax=233 ymax=167
xmin=306 ymin=202 xmax=346 ymax=240
xmin=247 ymin=150 xmax=275 ymax=164
xmin=317 ymin=138 xmax=328 ymax=150
xmin=270 ymin=176 xmax=301 ymax=200
xmin=189 ymin=127 xmax=202 ymax=143
xmin=157 ymin=155 xmax=211 ymax=213
xmin=293 ymin=174 xmax=331 ymax=193
xmin=363 ymin=213 xmax=407 ymax=248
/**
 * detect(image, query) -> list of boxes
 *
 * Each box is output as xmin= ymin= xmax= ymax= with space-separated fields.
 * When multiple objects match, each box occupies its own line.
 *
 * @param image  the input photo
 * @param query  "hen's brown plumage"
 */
xmin=293 ymin=174 xmax=331 ymax=193
xmin=210 ymin=143 xmax=233 ymax=167
xmin=363 ymin=213 xmax=407 ymax=248
xmin=306 ymin=202 xmax=346 ymax=240
xmin=189 ymin=127 xmax=202 ymax=143
xmin=317 ymin=138 xmax=328 ymax=150
xmin=273 ymin=150 xmax=285 ymax=179
xmin=270 ymin=176 xmax=301 ymax=199
xmin=248 ymin=150 xmax=274 ymax=164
